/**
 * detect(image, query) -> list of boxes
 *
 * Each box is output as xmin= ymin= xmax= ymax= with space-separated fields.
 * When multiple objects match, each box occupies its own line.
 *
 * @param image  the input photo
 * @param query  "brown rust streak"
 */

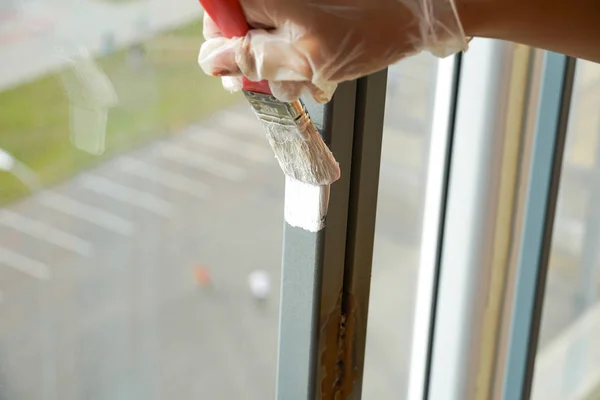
xmin=320 ymin=292 xmax=359 ymax=399
xmin=338 ymin=295 xmax=358 ymax=399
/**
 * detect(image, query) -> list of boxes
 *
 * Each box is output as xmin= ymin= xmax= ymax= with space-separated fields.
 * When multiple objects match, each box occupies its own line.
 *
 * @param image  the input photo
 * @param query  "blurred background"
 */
xmin=0 ymin=1 xmax=599 ymax=399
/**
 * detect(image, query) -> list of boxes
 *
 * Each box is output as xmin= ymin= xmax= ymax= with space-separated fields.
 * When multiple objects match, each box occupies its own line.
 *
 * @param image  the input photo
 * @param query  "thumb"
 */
xmin=199 ymin=36 xmax=242 ymax=77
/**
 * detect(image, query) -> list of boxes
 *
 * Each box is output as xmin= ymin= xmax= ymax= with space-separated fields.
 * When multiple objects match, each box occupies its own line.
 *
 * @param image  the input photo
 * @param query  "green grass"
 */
xmin=0 ymin=19 xmax=242 ymax=204
xmin=585 ymin=382 xmax=600 ymax=400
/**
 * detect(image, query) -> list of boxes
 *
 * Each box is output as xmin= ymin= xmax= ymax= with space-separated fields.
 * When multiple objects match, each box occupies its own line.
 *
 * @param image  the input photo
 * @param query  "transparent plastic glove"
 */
xmin=198 ymin=0 xmax=468 ymax=103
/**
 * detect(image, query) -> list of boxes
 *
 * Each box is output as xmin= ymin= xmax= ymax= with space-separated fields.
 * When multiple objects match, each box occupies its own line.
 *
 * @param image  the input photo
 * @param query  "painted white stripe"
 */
xmin=37 ymin=191 xmax=134 ymax=236
xmin=187 ymin=128 xmax=272 ymax=163
xmin=78 ymin=175 xmax=173 ymax=217
xmin=0 ymin=246 xmax=51 ymax=280
xmin=156 ymin=144 xmax=247 ymax=182
xmin=117 ymin=157 xmax=210 ymax=199
xmin=0 ymin=211 xmax=92 ymax=257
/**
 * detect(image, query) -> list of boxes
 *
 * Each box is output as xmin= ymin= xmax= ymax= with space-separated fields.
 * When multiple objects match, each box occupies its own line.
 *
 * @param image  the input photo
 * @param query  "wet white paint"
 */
xmin=284 ymin=177 xmax=329 ymax=233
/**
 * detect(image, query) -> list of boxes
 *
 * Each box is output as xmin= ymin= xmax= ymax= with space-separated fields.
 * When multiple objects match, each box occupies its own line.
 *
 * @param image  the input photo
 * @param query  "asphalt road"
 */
xmin=0 ymin=53 xmax=588 ymax=400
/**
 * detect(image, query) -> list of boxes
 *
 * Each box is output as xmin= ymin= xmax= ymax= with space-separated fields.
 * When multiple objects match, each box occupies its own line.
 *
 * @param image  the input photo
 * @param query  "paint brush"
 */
xmin=198 ymin=0 xmax=341 ymax=187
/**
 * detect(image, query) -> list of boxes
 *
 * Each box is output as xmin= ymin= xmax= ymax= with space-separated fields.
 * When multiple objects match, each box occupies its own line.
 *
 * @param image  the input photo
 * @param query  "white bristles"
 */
xmin=244 ymin=93 xmax=340 ymax=186
xmin=262 ymin=111 xmax=340 ymax=186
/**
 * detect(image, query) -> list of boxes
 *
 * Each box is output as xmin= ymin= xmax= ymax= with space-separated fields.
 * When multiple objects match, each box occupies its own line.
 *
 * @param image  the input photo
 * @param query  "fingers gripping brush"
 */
xmin=198 ymin=0 xmax=341 ymax=188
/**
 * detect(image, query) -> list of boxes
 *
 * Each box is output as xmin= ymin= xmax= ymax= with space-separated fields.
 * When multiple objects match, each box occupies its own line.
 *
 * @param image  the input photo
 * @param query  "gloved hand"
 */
xmin=198 ymin=0 xmax=468 ymax=103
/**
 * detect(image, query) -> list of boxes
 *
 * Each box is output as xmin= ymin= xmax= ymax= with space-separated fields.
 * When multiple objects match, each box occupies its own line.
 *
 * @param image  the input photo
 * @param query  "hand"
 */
xmin=198 ymin=0 xmax=468 ymax=103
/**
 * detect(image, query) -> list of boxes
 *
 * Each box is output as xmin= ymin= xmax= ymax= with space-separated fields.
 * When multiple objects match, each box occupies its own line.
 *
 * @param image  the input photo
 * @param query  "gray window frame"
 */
xmin=275 ymin=70 xmax=389 ymax=400
xmin=275 ymin=41 xmax=579 ymax=400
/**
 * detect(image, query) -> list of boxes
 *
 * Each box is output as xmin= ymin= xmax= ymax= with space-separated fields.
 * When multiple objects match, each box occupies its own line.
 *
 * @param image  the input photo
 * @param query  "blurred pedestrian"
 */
xmin=194 ymin=266 xmax=212 ymax=288
xmin=248 ymin=269 xmax=271 ymax=305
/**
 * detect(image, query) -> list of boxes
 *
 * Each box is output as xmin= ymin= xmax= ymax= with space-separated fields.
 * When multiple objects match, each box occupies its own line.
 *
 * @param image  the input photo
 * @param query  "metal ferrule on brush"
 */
xmin=243 ymin=91 xmax=310 ymax=139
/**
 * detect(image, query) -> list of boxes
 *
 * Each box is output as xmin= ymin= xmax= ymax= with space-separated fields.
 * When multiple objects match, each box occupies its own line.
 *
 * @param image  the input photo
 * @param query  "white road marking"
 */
xmin=117 ymin=157 xmax=210 ymax=199
xmin=78 ymin=175 xmax=174 ymax=217
xmin=156 ymin=144 xmax=247 ymax=182
xmin=0 ymin=210 xmax=92 ymax=257
xmin=215 ymin=110 xmax=262 ymax=134
xmin=37 ymin=191 xmax=135 ymax=236
xmin=0 ymin=246 xmax=51 ymax=280
xmin=187 ymin=128 xmax=272 ymax=163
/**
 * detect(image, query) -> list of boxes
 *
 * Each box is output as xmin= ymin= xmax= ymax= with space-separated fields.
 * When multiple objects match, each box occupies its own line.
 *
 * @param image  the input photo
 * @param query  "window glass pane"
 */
xmin=0 ymin=4 xmax=281 ymax=399
xmin=362 ymin=54 xmax=439 ymax=398
xmin=532 ymin=60 xmax=600 ymax=399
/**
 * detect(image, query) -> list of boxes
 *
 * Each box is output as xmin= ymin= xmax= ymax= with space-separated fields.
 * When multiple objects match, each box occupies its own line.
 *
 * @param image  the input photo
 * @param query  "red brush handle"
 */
xmin=199 ymin=0 xmax=272 ymax=95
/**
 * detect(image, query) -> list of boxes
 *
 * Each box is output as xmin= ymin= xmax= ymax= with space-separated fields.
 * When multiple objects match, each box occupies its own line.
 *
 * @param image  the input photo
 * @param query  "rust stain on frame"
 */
xmin=338 ymin=295 xmax=359 ymax=399
xmin=320 ymin=293 xmax=359 ymax=399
